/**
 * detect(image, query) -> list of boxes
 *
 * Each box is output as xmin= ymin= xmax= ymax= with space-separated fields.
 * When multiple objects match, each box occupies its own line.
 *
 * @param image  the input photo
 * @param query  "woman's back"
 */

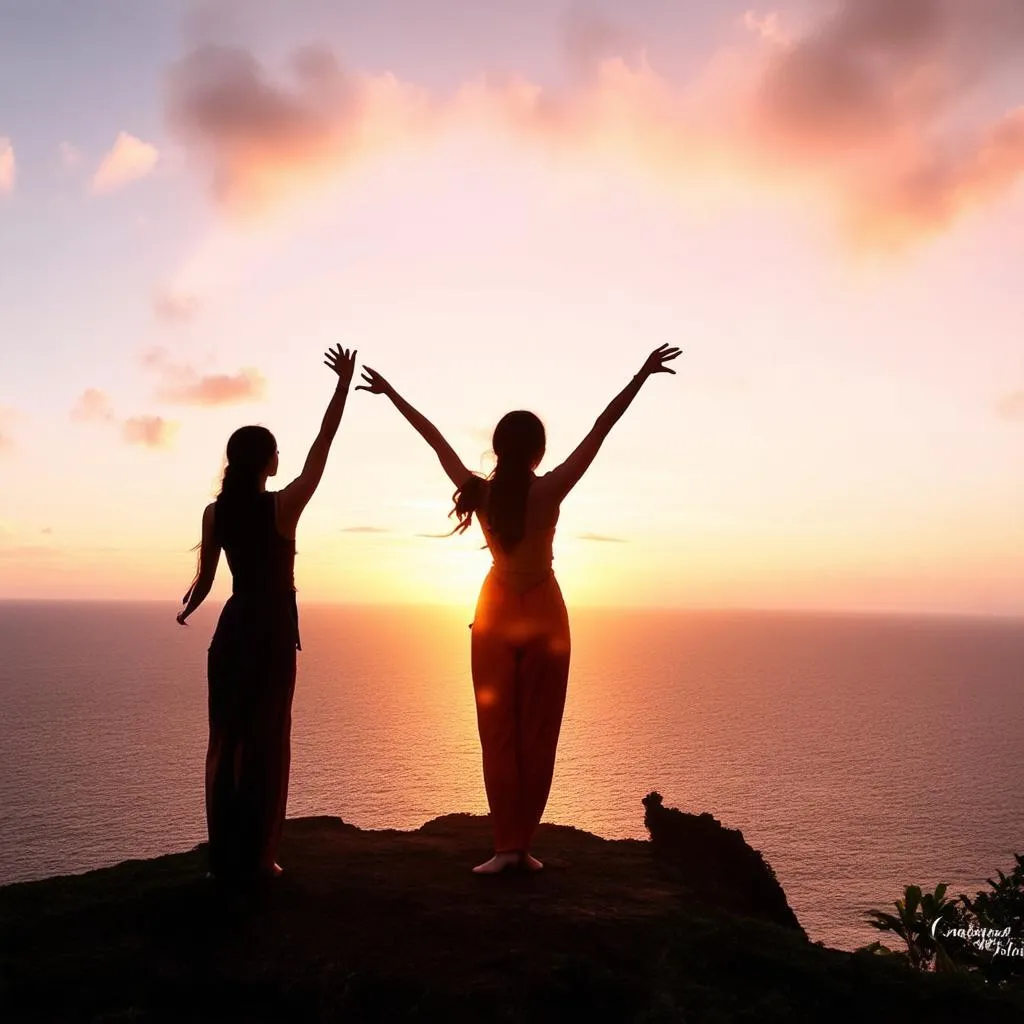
xmin=477 ymin=475 xmax=561 ymax=588
xmin=215 ymin=492 xmax=300 ymax=649
xmin=217 ymin=492 xmax=296 ymax=596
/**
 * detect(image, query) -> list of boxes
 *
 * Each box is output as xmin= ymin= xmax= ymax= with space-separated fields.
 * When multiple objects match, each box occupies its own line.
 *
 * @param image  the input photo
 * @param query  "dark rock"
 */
xmin=642 ymin=790 xmax=804 ymax=934
xmin=1 ymin=797 xmax=1021 ymax=1023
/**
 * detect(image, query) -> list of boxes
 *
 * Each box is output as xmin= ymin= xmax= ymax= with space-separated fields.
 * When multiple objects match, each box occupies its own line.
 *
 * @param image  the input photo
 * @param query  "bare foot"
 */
xmin=519 ymin=852 xmax=544 ymax=872
xmin=472 ymin=852 xmax=521 ymax=874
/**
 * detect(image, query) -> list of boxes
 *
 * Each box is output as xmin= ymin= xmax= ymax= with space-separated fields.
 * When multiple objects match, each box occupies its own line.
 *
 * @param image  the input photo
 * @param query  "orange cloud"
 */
xmin=164 ymin=3 xmax=1024 ymax=251
xmin=0 ymin=137 xmax=14 ymax=194
xmin=122 ymin=416 xmax=177 ymax=448
xmin=165 ymin=44 xmax=432 ymax=216
xmin=91 ymin=132 xmax=160 ymax=194
xmin=746 ymin=0 xmax=1024 ymax=249
xmin=71 ymin=388 xmax=116 ymax=423
xmin=143 ymin=346 xmax=266 ymax=405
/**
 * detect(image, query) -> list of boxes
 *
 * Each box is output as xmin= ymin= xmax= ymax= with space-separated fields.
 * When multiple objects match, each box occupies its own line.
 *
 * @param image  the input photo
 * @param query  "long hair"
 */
xmin=182 ymin=425 xmax=277 ymax=605
xmin=449 ymin=411 xmax=545 ymax=553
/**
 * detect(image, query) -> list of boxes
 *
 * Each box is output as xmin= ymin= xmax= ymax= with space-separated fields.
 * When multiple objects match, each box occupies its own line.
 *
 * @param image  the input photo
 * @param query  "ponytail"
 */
xmin=485 ymin=456 xmax=533 ymax=552
xmin=442 ymin=410 xmax=544 ymax=551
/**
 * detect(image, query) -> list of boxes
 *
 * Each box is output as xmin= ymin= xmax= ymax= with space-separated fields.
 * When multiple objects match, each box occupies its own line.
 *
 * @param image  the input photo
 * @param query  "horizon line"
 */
xmin=1 ymin=597 xmax=1022 ymax=623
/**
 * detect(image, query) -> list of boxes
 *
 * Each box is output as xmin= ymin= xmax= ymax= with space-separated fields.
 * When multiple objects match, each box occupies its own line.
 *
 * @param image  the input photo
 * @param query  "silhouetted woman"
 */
xmin=357 ymin=344 xmax=680 ymax=872
xmin=177 ymin=344 xmax=357 ymax=880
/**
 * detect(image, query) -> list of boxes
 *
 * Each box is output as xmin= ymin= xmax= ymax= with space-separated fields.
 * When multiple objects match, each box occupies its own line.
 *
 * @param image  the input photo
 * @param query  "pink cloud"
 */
xmin=163 ymin=4 xmax=1024 ymax=251
xmin=71 ymin=388 xmax=117 ymax=423
xmin=91 ymin=132 xmax=160 ymax=194
xmin=746 ymin=0 xmax=1024 ymax=249
xmin=152 ymin=288 xmax=202 ymax=323
xmin=165 ymin=44 xmax=432 ymax=216
xmin=122 ymin=416 xmax=177 ymax=448
xmin=143 ymin=346 xmax=266 ymax=405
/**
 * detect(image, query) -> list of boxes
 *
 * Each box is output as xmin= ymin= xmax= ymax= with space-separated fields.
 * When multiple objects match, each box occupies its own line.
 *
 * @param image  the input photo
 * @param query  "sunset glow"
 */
xmin=1 ymin=0 xmax=1022 ymax=615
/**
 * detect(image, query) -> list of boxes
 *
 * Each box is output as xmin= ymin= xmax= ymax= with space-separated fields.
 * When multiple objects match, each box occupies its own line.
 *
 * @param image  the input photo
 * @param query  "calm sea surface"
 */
xmin=1 ymin=600 xmax=1021 ymax=950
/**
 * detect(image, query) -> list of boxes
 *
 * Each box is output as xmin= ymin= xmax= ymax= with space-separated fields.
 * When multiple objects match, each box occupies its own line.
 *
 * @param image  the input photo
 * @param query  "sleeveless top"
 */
xmin=215 ymin=491 xmax=301 ymax=650
xmin=476 ymin=477 xmax=557 ymax=586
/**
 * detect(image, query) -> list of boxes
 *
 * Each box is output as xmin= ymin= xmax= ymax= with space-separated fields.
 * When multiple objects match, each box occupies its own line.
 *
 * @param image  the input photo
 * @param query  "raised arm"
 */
xmin=356 ymin=366 xmax=472 ymax=488
xmin=277 ymin=345 xmax=357 ymax=533
xmin=177 ymin=502 xmax=221 ymax=625
xmin=544 ymin=344 xmax=681 ymax=501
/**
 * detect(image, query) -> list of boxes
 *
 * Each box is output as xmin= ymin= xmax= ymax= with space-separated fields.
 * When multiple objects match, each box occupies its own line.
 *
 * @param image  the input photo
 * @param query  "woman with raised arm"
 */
xmin=177 ymin=344 xmax=357 ymax=880
xmin=357 ymin=344 xmax=680 ymax=873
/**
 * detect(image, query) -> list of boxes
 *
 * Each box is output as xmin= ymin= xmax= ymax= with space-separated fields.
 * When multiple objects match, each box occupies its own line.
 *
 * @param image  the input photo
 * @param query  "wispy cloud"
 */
xmin=143 ymin=346 xmax=266 ymax=405
xmin=340 ymin=525 xmax=391 ymax=533
xmin=0 ymin=137 xmax=14 ymax=194
xmin=91 ymin=131 xmax=160 ymax=194
xmin=163 ymin=3 xmax=1024 ymax=250
xmin=71 ymin=388 xmax=117 ymax=424
xmin=72 ymin=389 xmax=179 ymax=449
xmin=996 ymin=390 xmax=1024 ymax=421
xmin=122 ymin=415 xmax=177 ymax=449
xmin=740 ymin=9 xmax=791 ymax=46
xmin=152 ymin=289 xmax=202 ymax=323
xmin=578 ymin=532 xmax=628 ymax=543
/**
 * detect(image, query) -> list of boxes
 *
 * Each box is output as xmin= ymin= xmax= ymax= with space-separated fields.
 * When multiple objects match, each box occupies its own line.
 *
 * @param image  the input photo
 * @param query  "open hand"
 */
xmin=355 ymin=366 xmax=394 ymax=397
xmin=324 ymin=345 xmax=357 ymax=388
xmin=639 ymin=344 xmax=682 ymax=378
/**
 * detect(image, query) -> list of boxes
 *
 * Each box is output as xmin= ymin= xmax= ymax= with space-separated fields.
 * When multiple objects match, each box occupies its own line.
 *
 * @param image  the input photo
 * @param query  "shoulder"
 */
xmin=201 ymin=501 xmax=217 ymax=536
xmin=531 ymin=470 xmax=561 ymax=495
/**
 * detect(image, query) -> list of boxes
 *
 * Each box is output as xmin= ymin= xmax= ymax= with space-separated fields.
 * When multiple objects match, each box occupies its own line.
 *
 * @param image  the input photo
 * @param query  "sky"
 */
xmin=1 ymin=0 xmax=1022 ymax=615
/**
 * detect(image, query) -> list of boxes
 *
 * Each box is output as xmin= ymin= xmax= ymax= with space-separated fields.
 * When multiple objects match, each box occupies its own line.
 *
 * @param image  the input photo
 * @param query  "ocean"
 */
xmin=1 ymin=600 xmax=1021 ymax=951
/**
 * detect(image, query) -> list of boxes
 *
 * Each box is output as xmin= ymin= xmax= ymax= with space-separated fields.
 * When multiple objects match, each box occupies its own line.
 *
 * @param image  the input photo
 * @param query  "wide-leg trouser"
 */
xmin=470 ymin=569 xmax=571 ymax=853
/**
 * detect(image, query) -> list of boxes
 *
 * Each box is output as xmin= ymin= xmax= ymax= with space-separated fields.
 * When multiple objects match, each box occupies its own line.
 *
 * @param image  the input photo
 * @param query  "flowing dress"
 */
xmin=205 ymin=491 xmax=301 ymax=877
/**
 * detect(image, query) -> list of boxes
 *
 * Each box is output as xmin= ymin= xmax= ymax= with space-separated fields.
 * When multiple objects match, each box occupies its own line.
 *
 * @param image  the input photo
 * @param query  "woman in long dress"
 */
xmin=177 ymin=344 xmax=357 ymax=879
xmin=356 ymin=344 xmax=680 ymax=872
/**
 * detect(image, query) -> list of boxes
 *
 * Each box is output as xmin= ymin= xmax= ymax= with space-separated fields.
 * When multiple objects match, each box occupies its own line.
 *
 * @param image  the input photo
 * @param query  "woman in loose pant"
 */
xmin=357 ymin=344 xmax=680 ymax=872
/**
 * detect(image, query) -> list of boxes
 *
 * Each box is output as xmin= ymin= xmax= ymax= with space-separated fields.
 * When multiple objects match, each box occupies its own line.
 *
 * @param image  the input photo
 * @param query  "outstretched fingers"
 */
xmin=655 ymin=344 xmax=682 ymax=373
xmin=324 ymin=345 xmax=358 ymax=379
xmin=355 ymin=366 xmax=386 ymax=393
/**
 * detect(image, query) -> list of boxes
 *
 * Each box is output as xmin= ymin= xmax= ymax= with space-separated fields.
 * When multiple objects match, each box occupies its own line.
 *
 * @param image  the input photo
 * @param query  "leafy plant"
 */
xmin=858 ymin=853 xmax=1024 ymax=990
xmin=861 ymin=883 xmax=958 ymax=971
